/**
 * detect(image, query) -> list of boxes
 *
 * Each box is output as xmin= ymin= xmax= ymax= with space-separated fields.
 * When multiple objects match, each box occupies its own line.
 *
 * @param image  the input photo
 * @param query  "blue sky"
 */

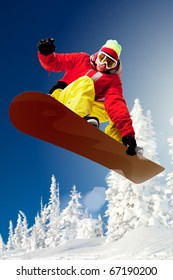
xmin=0 ymin=0 xmax=173 ymax=241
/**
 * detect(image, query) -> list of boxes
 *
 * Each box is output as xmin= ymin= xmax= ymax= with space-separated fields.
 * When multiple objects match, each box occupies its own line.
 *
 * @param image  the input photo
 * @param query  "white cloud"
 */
xmin=83 ymin=187 xmax=106 ymax=212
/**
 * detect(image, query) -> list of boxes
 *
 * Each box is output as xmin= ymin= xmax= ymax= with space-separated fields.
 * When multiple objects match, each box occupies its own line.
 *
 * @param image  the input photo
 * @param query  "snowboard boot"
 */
xmin=84 ymin=116 xmax=99 ymax=128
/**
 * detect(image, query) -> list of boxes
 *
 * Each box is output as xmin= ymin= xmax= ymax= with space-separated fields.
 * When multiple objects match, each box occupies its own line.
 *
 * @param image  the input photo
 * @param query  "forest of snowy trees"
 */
xmin=0 ymin=98 xmax=173 ymax=253
xmin=0 ymin=176 xmax=103 ymax=252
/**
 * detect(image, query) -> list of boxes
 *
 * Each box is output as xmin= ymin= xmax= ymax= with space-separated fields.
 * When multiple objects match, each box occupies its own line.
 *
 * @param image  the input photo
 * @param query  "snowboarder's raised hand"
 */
xmin=122 ymin=136 xmax=137 ymax=156
xmin=37 ymin=38 xmax=56 ymax=55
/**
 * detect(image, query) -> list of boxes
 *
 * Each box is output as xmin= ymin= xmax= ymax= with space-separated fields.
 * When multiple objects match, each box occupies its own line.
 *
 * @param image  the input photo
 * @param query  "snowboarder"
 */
xmin=37 ymin=38 xmax=137 ymax=156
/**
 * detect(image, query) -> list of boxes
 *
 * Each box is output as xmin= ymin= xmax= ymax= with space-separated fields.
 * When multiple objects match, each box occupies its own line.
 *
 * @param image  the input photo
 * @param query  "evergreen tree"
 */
xmin=105 ymin=171 xmax=163 ymax=242
xmin=45 ymin=175 xmax=61 ymax=247
xmin=131 ymin=99 xmax=167 ymax=225
xmin=30 ymin=213 xmax=47 ymax=250
xmin=166 ymin=137 xmax=173 ymax=194
xmin=6 ymin=220 xmax=15 ymax=251
xmin=105 ymin=99 xmax=168 ymax=242
xmin=165 ymin=137 xmax=173 ymax=225
xmin=30 ymin=196 xmax=50 ymax=250
xmin=13 ymin=212 xmax=23 ymax=249
xmin=77 ymin=214 xmax=103 ymax=239
xmin=29 ymin=226 xmax=37 ymax=252
xmin=130 ymin=98 xmax=147 ymax=150
xmin=96 ymin=215 xmax=104 ymax=237
xmin=105 ymin=172 xmax=139 ymax=242
xmin=20 ymin=211 xmax=29 ymax=250
xmin=145 ymin=110 xmax=159 ymax=162
xmin=40 ymin=199 xmax=50 ymax=234
xmin=12 ymin=211 xmax=29 ymax=250
xmin=0 ymin=235 xmax=5 ymax=252
xmin=60 ymin=185 xmax=84 ymax=241
xmin=131 ymin=99 xmax=156 ymax=160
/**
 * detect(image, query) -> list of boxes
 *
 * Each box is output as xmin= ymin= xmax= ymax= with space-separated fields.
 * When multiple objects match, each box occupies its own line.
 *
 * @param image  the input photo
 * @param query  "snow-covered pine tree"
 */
xmin=45 ymin=175 xmax=61 ymax=247
xmin=105 ymin=170 xmax=162 ymax=242
xmin=77 ymin=214 xmax=103 ymax=239
xmin=131 ymin=99 xmax=159 ymax=161
xmin=40 ymin=198 xmax=50 ymax=234
xmin=12 ymin=211 xmax=29 ymax=250
xmin=6 ymin=220 xmax=15 ymax=251
xmin=77 ymin=216 xmax=95 ymax=239
xmin=13 ymin=212 xmax=23 ymax=249
xmin=131 ymin=99 xmax=168 ymax=226
xmin=96 ymin=215 xmax=104 ymax=237
xmin=29 ymin=225 xmax=37 ymax=252
xmin=130 ymin=98 xmax=147 ymax=151
xmin=165 ymin=137 xmax=173 ymax=225
xmin=20 ymin=211 xmax=29 ymax=251
xmin=105 ymin=172 xmax=140 ymax=242
xmin=30 ymin=196 xmax=51 ymax=251
xmin=60 ymin=185 xmax=84 ymax=241
xmin=0 ymin=234 xmax=5 ymax=252
xmin=30 ymin=213 xmax=47 ymax=250
xmin=166 ymin=137 xmax=173 ymax=194
xmin=145 ymin=110 xmax=159 ymax=162
xmin=105 ymin=99 xmax=167 ymax=242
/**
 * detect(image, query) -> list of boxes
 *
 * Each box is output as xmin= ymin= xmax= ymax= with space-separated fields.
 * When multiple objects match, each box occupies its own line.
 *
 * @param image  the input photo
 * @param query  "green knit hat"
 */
xmin=100 ymin=39 xmax=122 ymax=60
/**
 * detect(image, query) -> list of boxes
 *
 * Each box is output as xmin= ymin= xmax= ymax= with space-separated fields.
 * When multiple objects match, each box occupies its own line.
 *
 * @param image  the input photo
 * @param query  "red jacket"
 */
xmin=38 ymin=51 xmax=135 ymax=137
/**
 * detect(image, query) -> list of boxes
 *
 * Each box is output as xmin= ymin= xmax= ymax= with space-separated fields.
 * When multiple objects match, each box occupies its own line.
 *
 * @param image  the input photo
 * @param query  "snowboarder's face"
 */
xmin=96 ymin=52 xmax=117 ymax=72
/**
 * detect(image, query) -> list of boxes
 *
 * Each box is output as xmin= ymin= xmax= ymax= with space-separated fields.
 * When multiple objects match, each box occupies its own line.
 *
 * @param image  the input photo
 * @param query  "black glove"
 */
xmin=122 ymin=136 xmax=137 ymax=156
xmin=37 ymin=38 xmax=56 ymax=55
xmin=49 ymin=81 xmax=68 ymax=94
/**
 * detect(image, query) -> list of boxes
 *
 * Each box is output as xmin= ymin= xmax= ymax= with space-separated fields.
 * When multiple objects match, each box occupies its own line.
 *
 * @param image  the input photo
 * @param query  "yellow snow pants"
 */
xmin=51 ymin=76 xmax=122 ymax=142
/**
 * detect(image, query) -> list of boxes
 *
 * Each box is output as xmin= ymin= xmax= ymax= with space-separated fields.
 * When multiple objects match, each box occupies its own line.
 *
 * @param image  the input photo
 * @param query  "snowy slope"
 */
xmin=1 ymin=225 xmax=173 ymax=260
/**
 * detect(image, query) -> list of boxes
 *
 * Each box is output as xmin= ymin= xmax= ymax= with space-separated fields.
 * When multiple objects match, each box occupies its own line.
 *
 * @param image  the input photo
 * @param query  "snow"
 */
xmin=1 ymin=225 xmax=173 ymax=260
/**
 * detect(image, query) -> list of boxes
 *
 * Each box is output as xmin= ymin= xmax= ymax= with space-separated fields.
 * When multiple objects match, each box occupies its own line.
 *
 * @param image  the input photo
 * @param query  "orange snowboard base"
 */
xmin=9 ymin=91 xmax=165 ymax=184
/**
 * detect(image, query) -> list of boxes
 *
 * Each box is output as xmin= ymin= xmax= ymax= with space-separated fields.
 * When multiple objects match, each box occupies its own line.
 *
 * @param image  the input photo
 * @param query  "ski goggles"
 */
xmin=97 ymin=51 xmax=118 ymax=69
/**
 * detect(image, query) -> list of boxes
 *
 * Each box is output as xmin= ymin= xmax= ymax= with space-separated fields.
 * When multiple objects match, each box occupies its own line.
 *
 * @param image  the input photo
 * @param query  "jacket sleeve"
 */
xmin=104 ymin=77 xmax=135 ymax=138
xmin=38 ymin=52 xmax=86 ymax=72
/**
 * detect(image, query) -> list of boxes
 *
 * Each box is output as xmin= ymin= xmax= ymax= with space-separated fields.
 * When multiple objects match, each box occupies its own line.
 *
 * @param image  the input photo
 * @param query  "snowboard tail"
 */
xmin=9 ymin=91 xmax=165 ymax=184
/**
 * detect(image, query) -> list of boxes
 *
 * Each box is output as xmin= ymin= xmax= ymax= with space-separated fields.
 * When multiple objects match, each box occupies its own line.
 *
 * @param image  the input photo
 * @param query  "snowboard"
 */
xmin=9 ymin=91 xmax=164 ymax=184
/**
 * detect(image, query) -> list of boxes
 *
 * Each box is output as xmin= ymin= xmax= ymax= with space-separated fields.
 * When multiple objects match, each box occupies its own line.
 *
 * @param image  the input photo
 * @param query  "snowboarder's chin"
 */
xmin=96 ymin=64 xmax=107 ymax=72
